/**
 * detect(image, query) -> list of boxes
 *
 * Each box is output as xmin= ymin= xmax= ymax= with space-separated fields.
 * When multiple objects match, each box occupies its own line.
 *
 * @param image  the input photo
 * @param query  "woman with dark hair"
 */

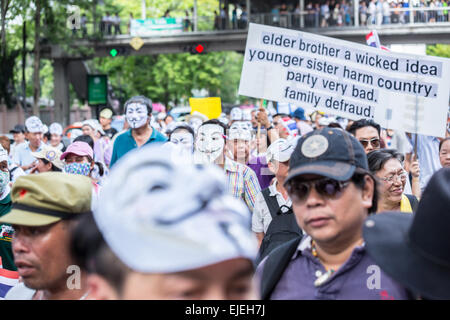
xmin=368 ymin=149 xmax=419 ymax=213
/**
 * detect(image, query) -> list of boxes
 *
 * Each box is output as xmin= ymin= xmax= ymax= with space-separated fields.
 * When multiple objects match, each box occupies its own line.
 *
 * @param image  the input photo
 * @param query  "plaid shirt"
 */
xmin=224 ymin=157 xmax=261 ymax=211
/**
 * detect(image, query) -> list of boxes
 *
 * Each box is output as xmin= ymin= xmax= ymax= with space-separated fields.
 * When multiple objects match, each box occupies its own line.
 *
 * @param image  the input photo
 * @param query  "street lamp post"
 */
xmin=142 ymin=0 xmax=146 ymax=20
xmin=194 ymin=0 xmax=198 ymax=32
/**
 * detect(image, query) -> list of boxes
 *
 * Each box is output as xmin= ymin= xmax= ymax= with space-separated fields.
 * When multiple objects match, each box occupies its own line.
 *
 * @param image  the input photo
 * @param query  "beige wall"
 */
xmin=0 ymin=104 xmax=92 ymax=133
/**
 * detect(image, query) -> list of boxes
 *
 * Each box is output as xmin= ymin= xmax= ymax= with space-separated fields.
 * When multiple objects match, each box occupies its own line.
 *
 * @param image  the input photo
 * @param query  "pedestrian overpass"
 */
xmin=45 ymin=21 xmax=450 ymax=125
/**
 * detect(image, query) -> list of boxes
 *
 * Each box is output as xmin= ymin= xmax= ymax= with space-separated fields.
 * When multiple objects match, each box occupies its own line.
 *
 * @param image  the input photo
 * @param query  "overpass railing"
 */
xmin=66 ymin=8 xmax=450 ymax=40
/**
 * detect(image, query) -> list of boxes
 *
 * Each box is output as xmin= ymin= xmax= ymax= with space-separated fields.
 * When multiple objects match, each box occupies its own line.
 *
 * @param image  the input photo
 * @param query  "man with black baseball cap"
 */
xmin=256 ymin=128 xmax=411 ymax=300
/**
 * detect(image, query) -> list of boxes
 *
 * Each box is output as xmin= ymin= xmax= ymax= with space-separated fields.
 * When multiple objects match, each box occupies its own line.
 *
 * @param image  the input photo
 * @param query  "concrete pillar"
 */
xmin=354 ymin=0 xmax=359 ymax=27
xmin=194 ymin=0 xmax=198 ymax=32
xmin=300 ymin=0 xmax=304 ymax=28
xmin=247 ymin=0 xmax=251 ymax=27
xmin=53 ymin=59 xmax=70 ymax=127
xmin=141 ymin=0 xmax=146 ymax=20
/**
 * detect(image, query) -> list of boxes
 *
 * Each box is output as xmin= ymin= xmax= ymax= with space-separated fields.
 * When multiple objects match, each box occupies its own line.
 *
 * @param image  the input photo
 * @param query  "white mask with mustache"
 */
xmin=126 ymin=103 xmax=148 ymax=129
xmin=195 ymin=124 xmax=225 ymax=164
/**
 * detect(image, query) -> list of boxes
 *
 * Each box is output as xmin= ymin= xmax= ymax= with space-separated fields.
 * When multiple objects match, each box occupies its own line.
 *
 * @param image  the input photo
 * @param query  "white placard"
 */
xmin=239 ymin=23 xmax=450 ymax=137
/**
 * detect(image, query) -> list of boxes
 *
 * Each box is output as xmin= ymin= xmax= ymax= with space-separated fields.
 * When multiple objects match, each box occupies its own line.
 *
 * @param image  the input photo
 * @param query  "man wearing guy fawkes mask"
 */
xmin=110 ymin=96 xmax=167 ymax=167
xmin=194 ymin=119 xmax=261 ymax=211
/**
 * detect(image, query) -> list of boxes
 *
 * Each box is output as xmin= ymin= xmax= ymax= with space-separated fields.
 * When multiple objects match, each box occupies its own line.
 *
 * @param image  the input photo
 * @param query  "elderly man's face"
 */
xmin=12 ymin=221 xmax=76 ymax=290
xmin=440 ymin=139 xmax=450 ymax=168
xmin=26 ymin=132 xmax=42 ymax=148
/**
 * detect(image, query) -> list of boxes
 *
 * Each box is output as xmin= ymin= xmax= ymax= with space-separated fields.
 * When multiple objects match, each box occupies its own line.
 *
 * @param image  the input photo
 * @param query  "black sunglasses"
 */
xmin=286 ymin=177 xmax=352 ymax=202
xmin=359 ymin=138 xmax=380 ymax=148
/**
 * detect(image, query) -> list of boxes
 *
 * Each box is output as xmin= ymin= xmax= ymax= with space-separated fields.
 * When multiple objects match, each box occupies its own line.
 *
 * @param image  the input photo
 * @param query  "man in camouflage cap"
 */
xmin=0 ymin=172 xmax=93 ymax=300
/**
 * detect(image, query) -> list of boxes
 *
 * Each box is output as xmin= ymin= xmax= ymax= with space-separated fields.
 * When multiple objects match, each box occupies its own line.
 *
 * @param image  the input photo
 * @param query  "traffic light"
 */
xmin=109 ymin=47 xmax=128 ymax=57
xmin=194 ymin=44 xmax=204 ymax=54
xmin=110 ymin=49 xmax=118 ymax=57
xmin=184 ymin=44 xmax=206 ymax=54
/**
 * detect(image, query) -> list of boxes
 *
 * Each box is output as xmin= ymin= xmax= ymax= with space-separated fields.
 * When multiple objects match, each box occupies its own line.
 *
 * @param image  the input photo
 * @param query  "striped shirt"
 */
xmin=224 ymin=157 xmax=261 ymax=211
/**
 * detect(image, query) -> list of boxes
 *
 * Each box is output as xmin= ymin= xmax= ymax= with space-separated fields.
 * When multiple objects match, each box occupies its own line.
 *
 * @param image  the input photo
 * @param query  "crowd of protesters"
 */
xmin=0 ymin=91 xmax=449 ymax=300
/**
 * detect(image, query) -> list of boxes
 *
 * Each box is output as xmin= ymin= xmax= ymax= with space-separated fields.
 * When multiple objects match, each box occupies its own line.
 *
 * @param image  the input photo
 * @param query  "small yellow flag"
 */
xmin=189 ymin=97 xmax=222 ymax=120
xmin=129 ymin=37 xmax=144 ymax=51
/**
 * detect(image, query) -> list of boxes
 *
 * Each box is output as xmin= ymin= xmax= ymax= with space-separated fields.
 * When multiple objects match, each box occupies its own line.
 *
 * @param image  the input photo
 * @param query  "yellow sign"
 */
xmin=129 ymin=37 xmax=144 ymax=51
xmin=189 ymin=97 xmax=222 ymax=120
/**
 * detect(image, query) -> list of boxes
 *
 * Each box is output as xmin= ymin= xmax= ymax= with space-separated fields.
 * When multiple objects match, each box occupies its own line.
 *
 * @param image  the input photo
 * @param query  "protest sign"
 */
xmin=239 ymin=23 xmax=450 ymax=137
xmin=189 ymin=97 xmax=222 ymax=120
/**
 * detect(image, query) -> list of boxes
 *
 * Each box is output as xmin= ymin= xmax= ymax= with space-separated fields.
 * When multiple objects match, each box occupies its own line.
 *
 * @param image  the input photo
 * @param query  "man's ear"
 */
xmin=87 ymin=274 xmax=120 ymax=300
xmin=361 ymin=175 xmax=375 ymax=211
xmin=225 ymin=140 xmax=234 ymax=159
xmin=267 ymin=160 xmax=277 ymax=175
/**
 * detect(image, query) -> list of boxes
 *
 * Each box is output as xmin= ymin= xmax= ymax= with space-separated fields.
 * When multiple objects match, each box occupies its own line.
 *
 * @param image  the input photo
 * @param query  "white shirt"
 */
xmin=252 ymin=179 xmax=292 ymax=234
xmin=387 ymin=130 xmax=413 ymax=156
xmin=7 ymin=162 xmax=25 ymax=183
xmin=409 ymin=134 xmax=442 ymax=191
xmin=368 ymin=2 xmax=376 ymax=15
xmin=9 ymin=141 xmax=26 ymax=163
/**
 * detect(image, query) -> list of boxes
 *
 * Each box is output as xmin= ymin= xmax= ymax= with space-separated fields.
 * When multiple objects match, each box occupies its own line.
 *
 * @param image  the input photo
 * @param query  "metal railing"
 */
xmin=364 ymin=7 xmax=450 ymax=26
xmin=64 ymin=8 xmax=450 ymax=41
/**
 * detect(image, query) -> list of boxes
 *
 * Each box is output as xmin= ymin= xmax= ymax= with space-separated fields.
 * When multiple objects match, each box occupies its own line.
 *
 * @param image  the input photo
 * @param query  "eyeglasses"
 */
xmin=379 ymin=171 xmax=408 ymax=183
xmin=359 ymin=138 xmax=380 ymax=149
xmin=286 ymin=178 xmax=351 ymax=203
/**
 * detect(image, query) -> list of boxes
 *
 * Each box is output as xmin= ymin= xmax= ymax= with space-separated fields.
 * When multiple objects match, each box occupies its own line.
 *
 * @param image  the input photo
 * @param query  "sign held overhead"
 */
xmin=239 ymin=23 xmax=450 ymax=137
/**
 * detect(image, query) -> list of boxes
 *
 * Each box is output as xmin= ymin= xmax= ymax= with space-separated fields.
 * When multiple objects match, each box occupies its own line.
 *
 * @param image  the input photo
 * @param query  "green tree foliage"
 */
xmin=4 ymin=0 xmax=246 ymax=111
xmin=426 ymin=44 xmax=450 ymax=58
xmin=0 ymin=0 xmax=29 ymax=107
xmin=90 ymin=0 xmax=246 ymax=108
xmin=92 ymin=50 xmax=243 ymax=109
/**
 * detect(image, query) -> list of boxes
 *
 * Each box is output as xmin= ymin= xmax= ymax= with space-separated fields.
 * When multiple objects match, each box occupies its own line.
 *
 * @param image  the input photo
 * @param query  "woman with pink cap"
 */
xmin=60 ymin=141 xmax=100 ymax=193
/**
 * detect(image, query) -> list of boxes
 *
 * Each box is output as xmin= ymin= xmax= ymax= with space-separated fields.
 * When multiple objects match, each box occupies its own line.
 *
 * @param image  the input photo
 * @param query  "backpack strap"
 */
xmin=9 ymin=166 xmax=18 ymax=175
xmin=261 ymin=187 xmax=280 ymax=219
xmin=260 ymin=236 xmax=302 ymax=300
xmin=405 ymin=194 xmax=419 ymax=212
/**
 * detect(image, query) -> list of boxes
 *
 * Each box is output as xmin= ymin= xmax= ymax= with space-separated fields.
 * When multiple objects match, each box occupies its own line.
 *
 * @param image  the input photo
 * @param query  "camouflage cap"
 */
xmin=0 ymin=172 xmax=92 ymax=226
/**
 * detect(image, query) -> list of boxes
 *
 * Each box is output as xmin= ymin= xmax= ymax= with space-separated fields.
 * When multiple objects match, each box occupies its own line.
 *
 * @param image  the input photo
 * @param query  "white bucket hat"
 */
xmin=94 ymin=143 xmax=258 ymax=273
